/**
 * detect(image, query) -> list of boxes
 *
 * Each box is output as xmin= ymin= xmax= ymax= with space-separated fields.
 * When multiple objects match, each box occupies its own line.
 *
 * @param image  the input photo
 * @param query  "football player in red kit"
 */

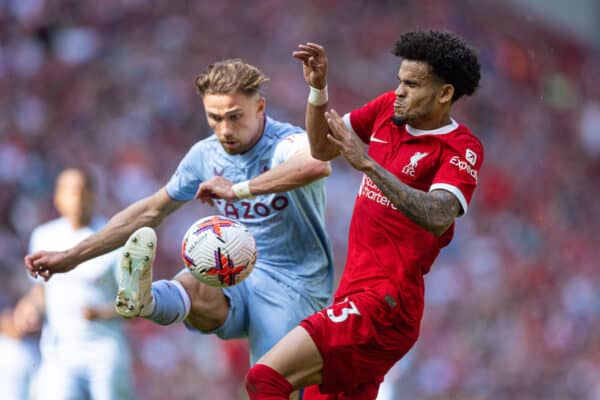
xmin=245 ymin=30 xmax=484 ymax=399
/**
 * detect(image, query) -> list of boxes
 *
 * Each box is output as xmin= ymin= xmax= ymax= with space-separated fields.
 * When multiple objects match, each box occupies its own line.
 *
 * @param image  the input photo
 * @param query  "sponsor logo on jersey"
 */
xmin=402 ymin=152 xmax=429 ymax=177
xmin=358 ymin=175 xmax=397 ymax=210
xmin=259 ymin=159 xmax=270 ymax=173
xmin=450 ymin=155 xmax=478 ymax=181
xmin=221 ymin=195 xmax=290 ymax=219
xmin=465 ymin=149 xmax=477 ymax=166
xmin=213 ymin=167 xmax=224 ymax=176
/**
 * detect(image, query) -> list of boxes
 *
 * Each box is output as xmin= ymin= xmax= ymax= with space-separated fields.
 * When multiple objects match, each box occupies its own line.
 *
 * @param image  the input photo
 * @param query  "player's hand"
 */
xmin=195 ymin=176 xmax=237 ymax=206
xmin=292 ymin=42 xmax=328 ymax=89
xmin=24 ymin=250 xmax=77 ymax=281
xmin=82 ymin=307 xmax=100 ymax=320
xmin=83 ymin=306 xmax=116 ymax=320
xmin=325 ymin=109 xmax=372 ymax=171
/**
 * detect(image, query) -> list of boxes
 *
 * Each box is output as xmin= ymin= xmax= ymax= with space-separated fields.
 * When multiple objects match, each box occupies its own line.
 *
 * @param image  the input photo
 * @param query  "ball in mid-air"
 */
xmin=181 ymin=215 xmax=256 ymax=287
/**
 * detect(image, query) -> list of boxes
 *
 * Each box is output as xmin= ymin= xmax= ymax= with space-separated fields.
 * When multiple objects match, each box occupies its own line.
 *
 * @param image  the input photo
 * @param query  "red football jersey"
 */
xmin=336 ymin=91 xmax=484 ymax=335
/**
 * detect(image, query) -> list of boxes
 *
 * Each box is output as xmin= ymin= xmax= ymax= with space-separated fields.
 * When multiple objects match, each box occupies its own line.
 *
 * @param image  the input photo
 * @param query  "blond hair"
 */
xmin=195 ymin=59 xmax=270 ymax=97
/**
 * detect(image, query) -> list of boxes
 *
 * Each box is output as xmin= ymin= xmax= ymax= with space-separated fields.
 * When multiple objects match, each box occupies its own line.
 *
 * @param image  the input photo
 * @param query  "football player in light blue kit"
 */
xmin=25 ymin=59 xmax=334 ymax=366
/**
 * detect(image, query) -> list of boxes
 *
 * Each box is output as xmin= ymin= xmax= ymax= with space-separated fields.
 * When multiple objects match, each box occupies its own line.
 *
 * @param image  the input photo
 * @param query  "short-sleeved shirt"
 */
xmin=29 ymin=218 xmax=125 ymax=349
xmin=338 ymin=91 xmax=484 ymax=335
xmin=166 ymin=116 xmax=334 ymax=304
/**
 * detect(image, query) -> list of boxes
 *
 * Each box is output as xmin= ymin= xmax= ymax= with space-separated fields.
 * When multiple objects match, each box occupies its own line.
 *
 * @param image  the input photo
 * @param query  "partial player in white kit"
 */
xmin=25 ymin=60 xmax=334 ymax=368
xmin=0 ymin=307 xmax=40 ymax=400
xmin=22 ymin=168 xmax=134 ymax=400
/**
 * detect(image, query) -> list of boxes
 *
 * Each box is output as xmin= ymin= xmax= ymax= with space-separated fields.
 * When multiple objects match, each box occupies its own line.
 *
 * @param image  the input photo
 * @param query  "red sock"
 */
xmin=245 ymin=364 xmax=293 ymax=399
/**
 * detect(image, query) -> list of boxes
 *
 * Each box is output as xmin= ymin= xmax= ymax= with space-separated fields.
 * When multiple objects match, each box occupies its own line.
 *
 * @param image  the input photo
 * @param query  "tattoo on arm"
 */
xmin=365 ymin=162 xmax=461 ymax=236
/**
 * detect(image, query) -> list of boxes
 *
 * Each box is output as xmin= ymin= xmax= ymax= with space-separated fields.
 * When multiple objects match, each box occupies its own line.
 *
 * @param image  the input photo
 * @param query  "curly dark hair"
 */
xmin=392 ymin=30 xmax=481 ymax=101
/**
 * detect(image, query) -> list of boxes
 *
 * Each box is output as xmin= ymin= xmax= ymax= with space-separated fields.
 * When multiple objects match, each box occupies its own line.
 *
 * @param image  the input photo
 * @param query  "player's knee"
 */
xmin=245 ymin=364 xmax=293 ymax=400
xmin=176 ymin=274 xmax=229 ymax=332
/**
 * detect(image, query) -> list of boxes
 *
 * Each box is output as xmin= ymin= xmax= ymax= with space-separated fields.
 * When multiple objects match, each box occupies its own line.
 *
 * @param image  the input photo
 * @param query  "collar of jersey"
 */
xmin=405 ymin=118 xmax=458 ymax=136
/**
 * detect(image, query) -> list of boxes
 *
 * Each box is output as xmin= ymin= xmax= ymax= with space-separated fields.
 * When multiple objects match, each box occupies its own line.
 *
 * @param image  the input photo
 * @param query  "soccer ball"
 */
xmin=181 ymin=215 xmax=257 ymax=287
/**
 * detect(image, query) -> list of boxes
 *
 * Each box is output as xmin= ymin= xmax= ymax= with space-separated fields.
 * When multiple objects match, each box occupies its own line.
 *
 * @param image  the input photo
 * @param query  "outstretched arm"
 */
xmin=325 ymin=110 xmax=460 ymax=236
xmin=195 ymin=146 xmax=330 ymax=205
xmin=248 ymin=147 xmax=331 ymax=194
xmin=83 ymin=305 xmax=119 ymax=321
xmin=25 ymin=188 xmax=185 ymax=279
xmin=360 ymin=164 xmax=461 ymax=236
xmin=293 ymin=43 xmax=340 ymax=161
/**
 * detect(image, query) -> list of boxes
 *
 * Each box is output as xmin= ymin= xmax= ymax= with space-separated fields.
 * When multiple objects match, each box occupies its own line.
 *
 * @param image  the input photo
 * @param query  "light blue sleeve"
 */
xmin=165 ymin=142 xmax=206 ymax=201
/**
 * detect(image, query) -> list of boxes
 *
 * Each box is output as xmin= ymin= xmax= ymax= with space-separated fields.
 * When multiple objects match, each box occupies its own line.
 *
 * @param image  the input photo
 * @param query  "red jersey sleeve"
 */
xmin=430 ymin=131 xmax=484 ymax=215
xmin=347 ymin=91 xmax=395 ymax=144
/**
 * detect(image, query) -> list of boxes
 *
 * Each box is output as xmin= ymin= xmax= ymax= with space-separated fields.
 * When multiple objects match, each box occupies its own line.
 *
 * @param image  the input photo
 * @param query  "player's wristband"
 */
xmin=232 ymin=180 xmax=255 ymax=200
xmin=308 ymin=85 xmax=328 ymax=106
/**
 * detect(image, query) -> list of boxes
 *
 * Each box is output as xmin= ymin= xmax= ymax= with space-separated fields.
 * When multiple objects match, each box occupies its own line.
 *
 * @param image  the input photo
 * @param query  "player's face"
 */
xmin=393 ymin=60 xmax=453 ymax=128
xmin=54 ymin=170 xmax=94 ymax=228
xmin=203 ymin=92 xmax=266 ymax=154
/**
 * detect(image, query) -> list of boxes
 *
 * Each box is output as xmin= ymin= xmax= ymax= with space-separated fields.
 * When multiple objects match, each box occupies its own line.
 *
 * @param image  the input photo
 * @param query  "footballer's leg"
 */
xmin=245 ymin=270 xmax=324 ymax=399
xmin=246 ymin=326 xmax=323 ymax=399
xmin=115 ymin=227 xmax=230 ymax=329
xmin=175 ymin=271 xmax=230 ymax=332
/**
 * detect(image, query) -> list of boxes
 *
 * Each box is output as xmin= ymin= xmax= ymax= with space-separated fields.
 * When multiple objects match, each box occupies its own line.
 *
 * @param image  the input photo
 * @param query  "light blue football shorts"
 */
xmin=208 ymin=267 xmax=327 ymax=365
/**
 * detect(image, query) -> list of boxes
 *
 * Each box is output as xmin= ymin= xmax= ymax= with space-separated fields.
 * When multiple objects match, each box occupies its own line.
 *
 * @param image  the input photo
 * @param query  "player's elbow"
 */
xmin=144 ymin=188 xmax=184 ymax=224
xmin=428 ymin=217 xmax=454 ymax=237
xmin=142 ymin=207 xmax=166 ymax=226
xmin=308 ymin=160 xmax=332 ymax=179
xmin=317 ymin=161 xmax=332 ymax=178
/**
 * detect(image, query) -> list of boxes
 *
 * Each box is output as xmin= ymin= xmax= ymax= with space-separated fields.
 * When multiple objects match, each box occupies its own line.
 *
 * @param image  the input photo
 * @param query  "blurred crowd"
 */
xmin=1 ymin=0 xmax=599 ymax=399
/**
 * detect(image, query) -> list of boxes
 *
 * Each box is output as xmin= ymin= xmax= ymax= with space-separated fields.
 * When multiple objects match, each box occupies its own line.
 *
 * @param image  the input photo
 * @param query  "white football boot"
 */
xmin=115 ymin=227 xmax=157 ymax=318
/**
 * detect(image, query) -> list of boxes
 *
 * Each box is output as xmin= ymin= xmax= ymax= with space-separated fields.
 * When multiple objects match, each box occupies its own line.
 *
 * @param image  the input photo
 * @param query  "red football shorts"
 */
xmin=300 ymin=288 xmax=418 ymax=399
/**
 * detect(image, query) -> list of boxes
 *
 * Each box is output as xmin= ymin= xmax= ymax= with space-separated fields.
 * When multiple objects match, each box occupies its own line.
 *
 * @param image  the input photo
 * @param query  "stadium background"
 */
xmin=1 ymin=0 xmax=599 ymax=399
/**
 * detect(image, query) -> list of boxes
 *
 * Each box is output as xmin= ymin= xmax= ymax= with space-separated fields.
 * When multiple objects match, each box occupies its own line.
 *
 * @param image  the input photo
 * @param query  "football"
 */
xmin=181 ymin=215 xmax=257 ymax=287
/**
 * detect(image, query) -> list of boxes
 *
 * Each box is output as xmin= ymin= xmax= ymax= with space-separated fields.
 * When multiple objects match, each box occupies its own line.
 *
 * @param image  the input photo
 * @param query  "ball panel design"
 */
xmin=181 ymin=216 xmax=256 ymax=287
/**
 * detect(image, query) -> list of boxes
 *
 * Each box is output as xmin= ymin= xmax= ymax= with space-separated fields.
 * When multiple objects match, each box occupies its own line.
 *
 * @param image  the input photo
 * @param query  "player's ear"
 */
xmin=439 ymin=84 xmax=454 ymax=105
xmin=256 ymin=96 xmax=266 ymax=115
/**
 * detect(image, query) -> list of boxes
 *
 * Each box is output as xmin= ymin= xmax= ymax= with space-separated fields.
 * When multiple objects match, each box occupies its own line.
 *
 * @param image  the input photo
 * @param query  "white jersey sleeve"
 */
xmin=28 ymin=226 xmax=42 ymax=253
xmin=271 ymin=133 xmax=310 ymax=168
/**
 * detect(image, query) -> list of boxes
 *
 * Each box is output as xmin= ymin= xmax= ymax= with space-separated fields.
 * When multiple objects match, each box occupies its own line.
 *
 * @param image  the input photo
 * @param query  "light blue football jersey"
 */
xmin=166 ymin=116 xmax=334 ymax=305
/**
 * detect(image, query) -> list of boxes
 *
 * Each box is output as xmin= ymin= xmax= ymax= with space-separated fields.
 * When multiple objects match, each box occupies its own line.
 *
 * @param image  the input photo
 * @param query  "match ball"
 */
xmin=181 ymin=215 xmax=257 ymax=287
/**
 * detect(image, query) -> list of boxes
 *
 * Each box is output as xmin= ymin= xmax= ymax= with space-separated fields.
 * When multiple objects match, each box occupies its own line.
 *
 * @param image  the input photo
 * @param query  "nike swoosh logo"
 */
xmin=370 ymin=134 xmax=388 ymax=144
